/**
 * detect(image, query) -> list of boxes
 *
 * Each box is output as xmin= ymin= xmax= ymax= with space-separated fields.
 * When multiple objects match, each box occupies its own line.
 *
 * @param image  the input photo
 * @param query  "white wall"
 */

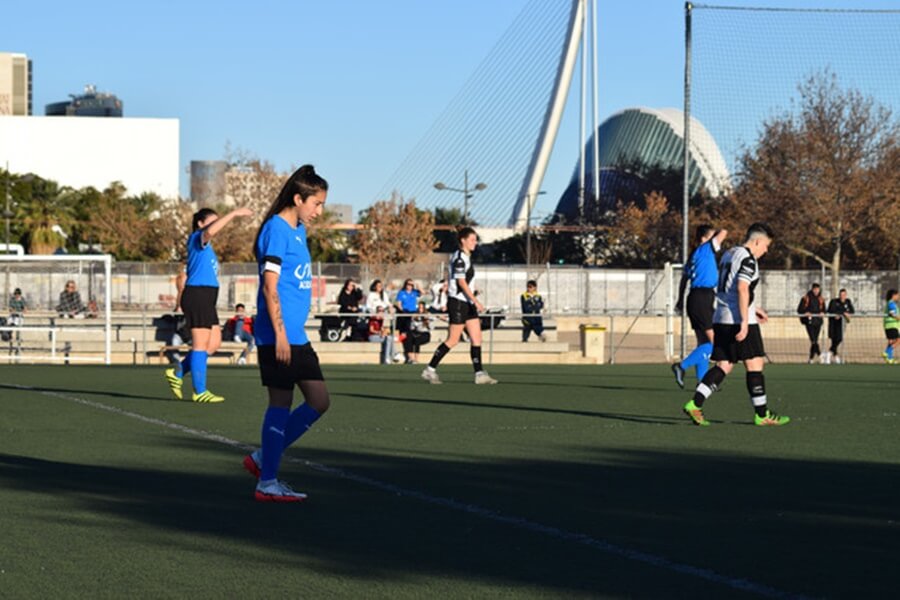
xmin=0 ymin=116 xmax=179 ymax=198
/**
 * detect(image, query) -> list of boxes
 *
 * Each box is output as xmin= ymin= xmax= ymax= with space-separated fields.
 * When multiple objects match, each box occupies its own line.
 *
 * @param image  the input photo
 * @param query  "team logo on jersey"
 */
xmin=294 ymin=263 xmax=312 ymax=289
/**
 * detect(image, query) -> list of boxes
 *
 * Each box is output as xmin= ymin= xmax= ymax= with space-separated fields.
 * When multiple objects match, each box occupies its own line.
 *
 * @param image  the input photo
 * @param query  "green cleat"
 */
xmin=682 ymin=400 xmax=710 ymax=426
xmin=192 ymin=390 xmax=225 ymax=403
xmin=164 ymin=368 xmax=183 ymax=400
xmin=754 ymin=410 xmax=790 ymax=426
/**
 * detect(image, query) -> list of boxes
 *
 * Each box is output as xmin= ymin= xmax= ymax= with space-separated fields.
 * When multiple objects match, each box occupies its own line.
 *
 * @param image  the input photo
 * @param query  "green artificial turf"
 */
xmin=0 ymin=363 xmax=897 ymax=599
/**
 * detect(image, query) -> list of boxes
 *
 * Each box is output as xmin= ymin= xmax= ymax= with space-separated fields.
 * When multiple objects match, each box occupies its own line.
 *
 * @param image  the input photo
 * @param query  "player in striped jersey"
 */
xmin=683 ymin=223 xmax=790 ymax=427
xmin=422 ymin=227 xmax=498 ymax=385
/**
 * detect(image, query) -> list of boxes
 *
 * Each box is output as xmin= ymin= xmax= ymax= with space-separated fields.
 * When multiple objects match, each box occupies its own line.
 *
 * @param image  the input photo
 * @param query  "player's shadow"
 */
xmin=0 ymin=382 xmax=177 ymax=403
xmin=336 ymin=391 xmax=684 ymax=425
xmin=1 ymin=441 xmax=897 ymax=599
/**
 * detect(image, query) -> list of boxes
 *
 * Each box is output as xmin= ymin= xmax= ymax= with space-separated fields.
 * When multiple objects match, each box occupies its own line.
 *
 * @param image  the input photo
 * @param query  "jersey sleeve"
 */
xmin=257 ymin=222 xmax=289 ymax=274
xmin=736 ymin=255 xmax=757 ymax=283
xmin=189 ymin=230 xmax=205 ymax=251
xmin=451 ymin=255 xmax=467 ymax=280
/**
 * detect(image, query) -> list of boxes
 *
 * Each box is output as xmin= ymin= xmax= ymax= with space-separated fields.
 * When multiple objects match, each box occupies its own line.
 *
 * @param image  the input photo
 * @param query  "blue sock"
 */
xmin=190 ymin=351 xmax=208 ymax=394
xmin=681 ymin=342 xmax=708 ymax=370
xmin=887 ymin=345 xmax=895 ymax=359
xmin=260 ymin=407 xmax=290 ymax=481
xmin=284 ymin=403 xmax=322 ymax=448
xmin=175 ymin=351 xmax=192 ymax=378
xmin=694 ymin=342 xmax=712 ymax=381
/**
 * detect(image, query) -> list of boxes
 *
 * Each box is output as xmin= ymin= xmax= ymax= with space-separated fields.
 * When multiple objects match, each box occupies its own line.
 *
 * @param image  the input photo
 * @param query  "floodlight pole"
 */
xmin=681 ymin=2 xmax=693 ymax=359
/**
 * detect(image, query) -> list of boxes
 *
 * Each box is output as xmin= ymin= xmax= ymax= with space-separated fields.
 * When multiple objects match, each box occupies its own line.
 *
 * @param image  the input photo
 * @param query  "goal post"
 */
xmin=0 ymin=254 xmax=113 ymax=365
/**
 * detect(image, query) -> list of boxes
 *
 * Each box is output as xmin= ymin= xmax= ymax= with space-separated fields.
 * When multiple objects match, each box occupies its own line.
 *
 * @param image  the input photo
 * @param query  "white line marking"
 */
xmin=6 ymin=383 xmax=810 ymax=600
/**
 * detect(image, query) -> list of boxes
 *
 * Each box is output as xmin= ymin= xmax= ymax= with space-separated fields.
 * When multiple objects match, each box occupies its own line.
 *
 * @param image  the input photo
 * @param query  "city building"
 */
xmin=45 ymin=84 xmax=123 ymax=117
xmin=0 ymin=116 xmax=180 ymax=199
xmin=190 ymin=160 xmax=228 ymax=207
xmin=327 ymin=203 xmax=354 ymax=224
xmin=555 ymin=107 xmax=730 ymax=220
xmin=0 ymin=52 xmax=32 ymax=116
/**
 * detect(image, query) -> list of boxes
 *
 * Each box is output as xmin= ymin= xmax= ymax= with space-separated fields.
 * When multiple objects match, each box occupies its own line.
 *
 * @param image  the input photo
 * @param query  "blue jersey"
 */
xmin=687 ymin=239 xmax=720 ymax=289
xmin=254 ymin=216 xmax=312 ymax=346
xmin=185 ymin=230 xmax=219 ymax=287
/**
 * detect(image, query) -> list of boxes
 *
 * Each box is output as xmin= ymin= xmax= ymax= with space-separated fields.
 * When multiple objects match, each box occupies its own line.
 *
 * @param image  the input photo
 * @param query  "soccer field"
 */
xmin=1 ymin=363 xmax=897 ymax=599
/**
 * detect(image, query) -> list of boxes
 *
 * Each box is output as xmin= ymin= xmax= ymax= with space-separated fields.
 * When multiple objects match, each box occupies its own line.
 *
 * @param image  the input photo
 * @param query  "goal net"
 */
xmin=0 ymin=255 xmax=113 ymax=364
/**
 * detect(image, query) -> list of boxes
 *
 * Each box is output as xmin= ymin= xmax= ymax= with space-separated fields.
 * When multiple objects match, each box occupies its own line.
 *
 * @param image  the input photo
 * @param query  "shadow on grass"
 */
xmin=1 ymin=441 xmax=898 ymax=598
xmin=0 ymin=382 xmax=176 ymax=403
xmin=337 ymin=392 xmax=683 ymax=426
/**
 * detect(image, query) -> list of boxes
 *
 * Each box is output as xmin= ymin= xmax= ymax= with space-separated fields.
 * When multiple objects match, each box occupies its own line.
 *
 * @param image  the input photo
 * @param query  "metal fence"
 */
xmin=4 ymin=261 xmax=899 ymax=317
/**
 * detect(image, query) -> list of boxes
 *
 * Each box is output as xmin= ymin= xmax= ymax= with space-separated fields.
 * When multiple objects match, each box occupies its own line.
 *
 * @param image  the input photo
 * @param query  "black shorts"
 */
xmin=258 ymin=343 xmax=324 ymax=390
xmin=712 ymin=324 xmax=766 ymax=363
xmin=687 ymin=288 xmax=715 ymax=332
xmin=447 ymin=297 xmax=478 ymax=325
xmin=181 ymin=286 xmax=219 ymax=329
xmin=886 ymin=328 xmax=899 ymax=340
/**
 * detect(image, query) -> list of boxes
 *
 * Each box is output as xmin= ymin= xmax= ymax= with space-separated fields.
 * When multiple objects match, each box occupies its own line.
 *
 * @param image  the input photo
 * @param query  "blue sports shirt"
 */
xmin=185 ymin=230 xmax=219 ymax=287
xmin=396 ymin=288 xmax=420 ymax=312
xmin=687 ymin=239 xmax=720 ymax=289
xmin=254 ymin=216 xmax=312 ymax=346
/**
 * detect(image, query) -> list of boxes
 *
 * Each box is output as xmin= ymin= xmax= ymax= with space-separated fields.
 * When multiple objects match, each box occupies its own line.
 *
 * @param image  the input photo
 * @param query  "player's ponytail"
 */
xmin=254 ymin=165 xmax=329 ymax=259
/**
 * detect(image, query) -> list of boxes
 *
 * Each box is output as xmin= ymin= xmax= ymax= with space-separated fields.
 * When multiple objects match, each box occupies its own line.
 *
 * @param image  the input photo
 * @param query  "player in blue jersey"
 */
xmin=165 ymin=206 xmax=253 ymax=403
xmin=671 ymin=225 xmax=728 ymax=388
xmin=240 ymin=165 xmax=330 ymax=503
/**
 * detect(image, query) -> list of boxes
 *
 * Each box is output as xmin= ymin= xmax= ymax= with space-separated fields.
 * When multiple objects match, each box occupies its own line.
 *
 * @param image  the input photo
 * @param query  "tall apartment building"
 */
xmin=0 ymin=52 xmax=32 ymax=116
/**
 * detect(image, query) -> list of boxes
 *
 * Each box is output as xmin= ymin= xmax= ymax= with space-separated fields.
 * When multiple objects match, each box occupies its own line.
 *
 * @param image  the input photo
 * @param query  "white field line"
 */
xmin=5 ymin=383 xmax=810 ymax=600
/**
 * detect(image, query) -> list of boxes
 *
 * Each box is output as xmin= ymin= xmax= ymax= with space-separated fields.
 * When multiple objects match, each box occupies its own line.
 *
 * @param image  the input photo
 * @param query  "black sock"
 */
xmin=746 ymin=371 xmax=768 ymax=417
xmin=429 ymin=343 xmax=450 ymax=369
xmin=693 ymin=366 xmax=726 ymax=407
xmin=471 ymin=346 xmax=483 ymax=372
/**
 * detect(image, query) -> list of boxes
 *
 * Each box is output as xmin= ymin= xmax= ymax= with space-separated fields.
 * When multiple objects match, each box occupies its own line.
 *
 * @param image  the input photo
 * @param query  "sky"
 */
xmin=6 ymin=0 xmax=900 ymax=223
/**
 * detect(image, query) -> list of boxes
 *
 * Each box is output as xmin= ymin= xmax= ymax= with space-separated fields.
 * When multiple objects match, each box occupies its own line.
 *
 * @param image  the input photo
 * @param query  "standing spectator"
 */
xmin=883 ymin=289 xmax=899 ymax=364
xmin=825 ymin=288 xmax=854 ymax=364
xmin=226 ymin=303 xmax=255 ymax=365
xmin=394 ymin=278 xmax=421 ymax=356
xmin=403 ymin=302 xmax=433 ymax=364
xmin=520 ymin=280 xmax=547 ymax=342
xmin=8 ymin=287 xmax=26 ymax=326
xmin=366 ymin=279 xmax=392 ymax=313
xmin=797 ymin=283 xmax=826 ymax=363
xmin=429 ymin=278 xmax=448 ymax=313
xmin=368 ymin=306 xmax=396 ymax=364
xmin=56 ymin=280 xmax=86 ymax=318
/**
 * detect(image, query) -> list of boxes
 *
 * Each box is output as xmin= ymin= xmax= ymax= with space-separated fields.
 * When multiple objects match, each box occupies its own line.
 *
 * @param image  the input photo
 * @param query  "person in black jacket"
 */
xmin=797 ymin=283 xmax=826 ymax=363
xmin=825 ymin=288 xmax=855 ymax=364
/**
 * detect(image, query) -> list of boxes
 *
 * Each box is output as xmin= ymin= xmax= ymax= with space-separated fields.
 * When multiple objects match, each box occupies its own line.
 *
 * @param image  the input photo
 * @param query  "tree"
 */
xmin=734 ymin=70 xmax=900 ymax=293
xmin=601 ymin=192 xmax=682 ymax=268
xmin=15 ymin=176 xmax=76 ymax=254
xmin=354 ymin=194 xmax=437 ymax=276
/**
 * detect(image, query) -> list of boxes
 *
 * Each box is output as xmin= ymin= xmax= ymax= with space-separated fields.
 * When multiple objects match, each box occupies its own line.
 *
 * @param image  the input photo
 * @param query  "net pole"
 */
xmin=104 ymin=255 xmax=112 ymax=365
xmin=681 ymin=1 xmax=693 ymax=360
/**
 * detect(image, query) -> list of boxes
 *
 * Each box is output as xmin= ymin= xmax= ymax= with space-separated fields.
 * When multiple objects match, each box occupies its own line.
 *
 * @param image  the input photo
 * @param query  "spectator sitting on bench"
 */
xmin=225 ymin=303 xmax=255 ymax=365
xmin=56 ymin=280 xmax=87 ymax=318
xmin=9 ymin=287 xmax=26 ymax=326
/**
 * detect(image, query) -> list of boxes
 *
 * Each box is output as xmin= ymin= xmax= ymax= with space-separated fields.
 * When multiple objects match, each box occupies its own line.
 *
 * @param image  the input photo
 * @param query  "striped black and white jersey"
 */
xmin=448 ymin=249 xmax=475 ymax=303
xmin=714 ymin=246 xmax=761 ymax=325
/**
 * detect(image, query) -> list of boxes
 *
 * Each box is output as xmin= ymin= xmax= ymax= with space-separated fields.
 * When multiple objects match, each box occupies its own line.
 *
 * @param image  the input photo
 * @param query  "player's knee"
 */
xmin=746 ymin=371 xmax=765 ymax=397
